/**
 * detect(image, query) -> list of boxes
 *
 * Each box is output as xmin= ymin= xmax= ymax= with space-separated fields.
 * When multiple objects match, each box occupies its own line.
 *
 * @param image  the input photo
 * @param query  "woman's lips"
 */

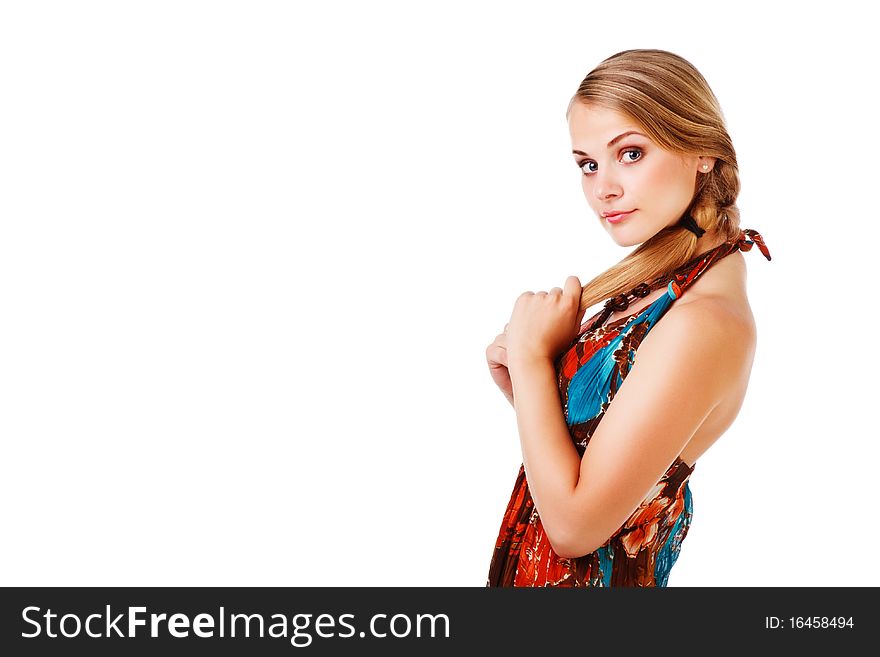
xmin=605 ymin=210 xmax=635 ymax=224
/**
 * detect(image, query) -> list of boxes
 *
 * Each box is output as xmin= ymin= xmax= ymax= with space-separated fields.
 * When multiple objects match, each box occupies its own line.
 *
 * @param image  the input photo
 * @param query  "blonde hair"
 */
xmin=566 ymin=49 xmax=742 ymax=313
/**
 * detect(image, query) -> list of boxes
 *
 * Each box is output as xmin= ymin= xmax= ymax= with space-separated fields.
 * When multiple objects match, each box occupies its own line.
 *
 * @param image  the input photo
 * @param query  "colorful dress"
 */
xmin=486 ymin=228 xmax=772 ymax=587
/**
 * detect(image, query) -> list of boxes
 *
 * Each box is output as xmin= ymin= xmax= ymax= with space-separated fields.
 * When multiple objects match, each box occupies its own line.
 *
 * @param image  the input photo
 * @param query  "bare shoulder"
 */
xmin=652 ymin=296 xmax=754 ymax=364
xmin=639 ymin=251 xmax=757 ymax=395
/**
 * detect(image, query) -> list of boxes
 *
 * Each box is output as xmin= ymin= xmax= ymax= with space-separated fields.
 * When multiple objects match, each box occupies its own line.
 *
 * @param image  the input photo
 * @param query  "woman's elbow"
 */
xmin=544 ymin=507 xmax=607 ymax=558
xmin=550 ymin=529 xmax=605 ymax=560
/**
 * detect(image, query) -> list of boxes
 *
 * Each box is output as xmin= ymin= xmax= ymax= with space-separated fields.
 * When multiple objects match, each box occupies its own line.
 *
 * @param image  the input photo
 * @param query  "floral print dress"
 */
xmin=486 ymin=229 xmax=772 ymax=587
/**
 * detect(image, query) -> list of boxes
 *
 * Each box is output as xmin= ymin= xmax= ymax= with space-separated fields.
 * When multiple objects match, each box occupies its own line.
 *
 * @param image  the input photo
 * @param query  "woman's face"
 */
xmin=567 ymin=102 xmax=713 ymax=247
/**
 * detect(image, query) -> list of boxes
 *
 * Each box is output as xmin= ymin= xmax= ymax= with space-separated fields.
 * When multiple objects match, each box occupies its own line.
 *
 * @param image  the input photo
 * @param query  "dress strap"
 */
xmin=591 ymin=228 xmax=772 ymax=329
xmin=666 ymin=228 xmax=772 ymax=299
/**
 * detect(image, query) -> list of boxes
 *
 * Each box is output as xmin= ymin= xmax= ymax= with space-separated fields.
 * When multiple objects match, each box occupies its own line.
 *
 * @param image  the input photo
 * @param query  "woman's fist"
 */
xmin=506 ymin=276 xmax=586 ymax=363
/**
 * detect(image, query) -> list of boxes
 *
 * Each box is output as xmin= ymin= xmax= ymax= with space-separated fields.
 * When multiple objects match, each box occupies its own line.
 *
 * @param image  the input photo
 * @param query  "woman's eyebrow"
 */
xmin=572 ymin=130 xmax=646 ymax=156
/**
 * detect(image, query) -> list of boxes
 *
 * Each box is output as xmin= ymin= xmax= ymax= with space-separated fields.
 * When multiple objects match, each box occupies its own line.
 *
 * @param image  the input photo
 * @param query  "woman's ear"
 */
xmin=698 ymin=157 xmax=717 ymax=173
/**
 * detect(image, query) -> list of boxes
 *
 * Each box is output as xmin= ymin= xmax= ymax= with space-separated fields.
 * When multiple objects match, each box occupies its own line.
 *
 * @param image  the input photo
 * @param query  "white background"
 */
xmin=1 ymin=1 xmax=877 ymax=586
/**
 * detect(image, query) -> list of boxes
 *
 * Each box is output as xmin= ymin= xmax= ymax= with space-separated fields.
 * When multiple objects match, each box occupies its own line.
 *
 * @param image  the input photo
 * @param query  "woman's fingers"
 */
xmin=494 ymin=342 xmax=508 ymax=366
xmin=486 ymin=335 xmax=509 ymax=366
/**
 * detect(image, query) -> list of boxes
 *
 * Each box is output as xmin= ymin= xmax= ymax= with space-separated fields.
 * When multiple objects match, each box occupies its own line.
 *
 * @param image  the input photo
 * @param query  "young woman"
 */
xmin=485 ymin=49 xmax=771 ymax=587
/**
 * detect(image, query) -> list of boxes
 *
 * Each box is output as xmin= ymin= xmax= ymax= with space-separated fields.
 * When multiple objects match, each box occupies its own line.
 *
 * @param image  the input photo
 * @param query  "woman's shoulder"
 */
xmin=671 ymin=249 xmax=756 ymax=343
xmin=648 ymin=250 xmax=757 ymax=391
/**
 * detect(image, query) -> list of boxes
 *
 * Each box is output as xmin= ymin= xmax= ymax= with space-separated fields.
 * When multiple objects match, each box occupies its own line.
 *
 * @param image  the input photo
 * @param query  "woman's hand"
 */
xmin=486 ymin=324 xmax=515 ymax=407
xmin=506 ymin=275 xmax=587 ymax=365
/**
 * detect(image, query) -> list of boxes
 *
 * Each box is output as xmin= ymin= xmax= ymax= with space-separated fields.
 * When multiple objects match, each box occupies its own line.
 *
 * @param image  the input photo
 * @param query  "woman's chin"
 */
xmin=603 ymin=219 xmax=662 ymax=248
xmin=604 ymin=227 xmax=643 ymax=248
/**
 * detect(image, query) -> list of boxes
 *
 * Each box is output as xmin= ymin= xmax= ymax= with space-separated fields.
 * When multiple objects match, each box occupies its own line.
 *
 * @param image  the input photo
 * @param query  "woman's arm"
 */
xmin=508 ymin=352 xmax=582 ymax=554
xmin=509 ymin=300 xmax=753 ymax=559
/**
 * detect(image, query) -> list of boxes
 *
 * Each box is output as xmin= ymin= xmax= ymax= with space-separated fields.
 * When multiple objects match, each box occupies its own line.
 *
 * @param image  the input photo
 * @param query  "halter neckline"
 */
xmin=590 ymin=228 xmax=772 ymax=332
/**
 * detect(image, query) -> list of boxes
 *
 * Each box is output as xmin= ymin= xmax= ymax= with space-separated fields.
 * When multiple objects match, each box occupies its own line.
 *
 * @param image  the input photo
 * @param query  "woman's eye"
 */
xmin=578 ymin=148 xmax=643 ymax=175
xmin=580 ymin=161 xmax=598 ymax=175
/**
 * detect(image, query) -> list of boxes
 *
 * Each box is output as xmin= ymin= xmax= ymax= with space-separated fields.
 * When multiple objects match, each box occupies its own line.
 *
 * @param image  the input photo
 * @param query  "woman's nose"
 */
xmin=593 ymin=173 xmax=622 ymax=201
